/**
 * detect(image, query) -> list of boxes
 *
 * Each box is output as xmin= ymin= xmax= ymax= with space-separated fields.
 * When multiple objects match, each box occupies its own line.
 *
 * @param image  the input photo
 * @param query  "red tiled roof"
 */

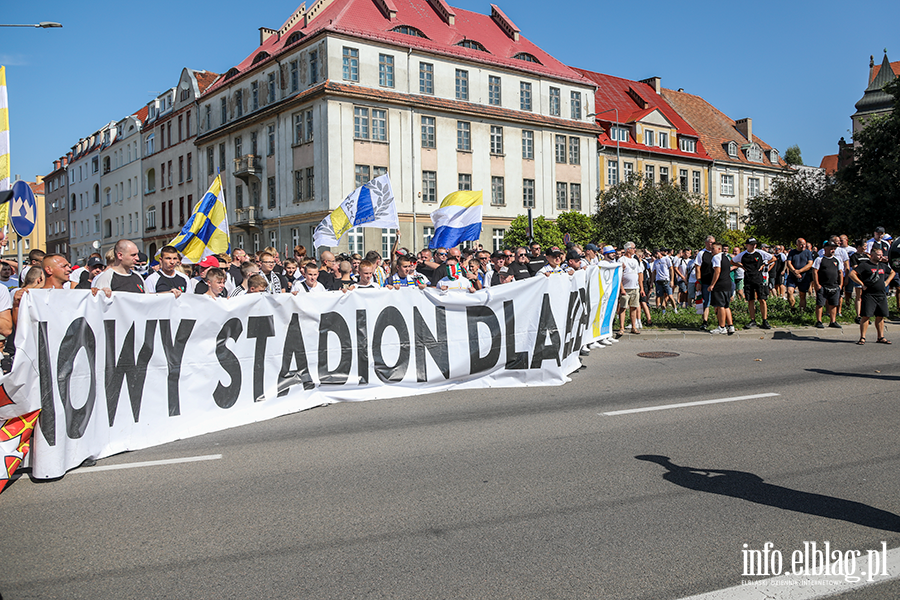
xmin=133 ymin=106 xmax=150 ymax=123
xmin=660 ymin=87 xmax=786 ymax=169
xmin=570 ymin=67 xmax=711 ymax=161
xmin=819 ymin=154 xmax=838 ymax=175
xmin=194 ymin=70 xmax=220 ymax=94
xmin=28 ymin=181 xmax=45 ymax=195
xmin=871 ymin=60 xmax=900 ymax=83
xmin=203 ymin=0 xmax=592 ymax=97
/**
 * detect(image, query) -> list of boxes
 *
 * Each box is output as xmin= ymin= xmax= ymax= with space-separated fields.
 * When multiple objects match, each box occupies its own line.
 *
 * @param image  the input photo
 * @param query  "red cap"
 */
xmin=198 ymin=256 xmax=220 ymax=268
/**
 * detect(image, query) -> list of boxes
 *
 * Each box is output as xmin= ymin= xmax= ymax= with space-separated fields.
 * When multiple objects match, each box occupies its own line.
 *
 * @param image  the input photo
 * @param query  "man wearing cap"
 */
xmin=192 ymin=256 xmax=228 ymax=297
xmin=584 ymin=244 xmax=601 ymax=266
xmin=617 ymin=242 xmax=643 ymax=335
xmin=732 ymin=238 xmax=775 ymax=329
xmin=528 ymin=242 xmax=548 ymax=275
xmin=866 ymin=227 xmax=890 ymax=258
xmin=537 ymin=247 xmax=569 ymax=276
xmin=849 ymin=246 xmax=894 ymax=344
xmin=812 ymin=240 xmax=843 ymax=329
xmin=91 ymin=239 xmax=147 ymax=296
xmin=509 ymin=247 xmax=533 ymax=280
xmin=75 ymin=257 xmax=105 ymax=290
xmin=482 ymin=251 xmax=507 ymax=288
xmin=145 ymin=246 xmax=190 ymax=296
xmin=566 ymin=249 xmax=584 ymax=273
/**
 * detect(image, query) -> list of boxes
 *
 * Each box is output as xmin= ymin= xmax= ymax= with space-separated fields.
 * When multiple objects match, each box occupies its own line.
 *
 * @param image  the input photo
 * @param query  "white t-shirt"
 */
xmin=618 ymin=256 xmax=644 ymax=290
xmin=0 ymin=284 xmax=11 ymax=312
xmin=292 ymin=280 xmax=328 ymax=293
xmin=537 ymin=264 xmax=569 ymax=276
xmin=437 ymin=276 xmax=473 ymax=291
xmin=686 ymin=258 xmax=698 ymax=284
xmin=711 ymin=253 xmax=725 ymax=269
xmin=652 ymin=256 xmax=672 ymax=281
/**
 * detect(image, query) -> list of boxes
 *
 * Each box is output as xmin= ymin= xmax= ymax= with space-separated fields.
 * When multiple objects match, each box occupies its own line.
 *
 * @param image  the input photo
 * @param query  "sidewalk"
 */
xmin=613 ymin=324 xmax=885 ymax=341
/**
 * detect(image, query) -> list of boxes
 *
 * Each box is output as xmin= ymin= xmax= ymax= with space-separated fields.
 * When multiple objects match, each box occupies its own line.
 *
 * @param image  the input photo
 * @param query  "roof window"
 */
xmin=513 ymin=52 xmax=542 ymax=64
xmin=392 ymin=25 xmax=428 ymax=38
xmin=457 ymin=39 xmax=488 ymax=52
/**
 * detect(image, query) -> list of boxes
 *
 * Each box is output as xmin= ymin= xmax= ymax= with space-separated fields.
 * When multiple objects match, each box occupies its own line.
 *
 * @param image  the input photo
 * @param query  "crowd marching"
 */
xmin=0 ymin=225 xmax=894 ymax=372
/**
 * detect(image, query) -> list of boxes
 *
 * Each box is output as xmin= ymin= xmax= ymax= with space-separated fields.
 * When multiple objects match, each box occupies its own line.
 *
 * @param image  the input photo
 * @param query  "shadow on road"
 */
xmin=771 ymin=331 xmax=851 ymax=343
xmin=635 ymin=455 xmax=900 ymax=532
xmin=806 ymin=368 xmax=900 ymax=381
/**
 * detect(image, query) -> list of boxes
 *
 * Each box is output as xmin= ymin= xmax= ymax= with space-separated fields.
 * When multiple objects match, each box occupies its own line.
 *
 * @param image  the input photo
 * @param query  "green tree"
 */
xmin=593 ymin=178 xmax=727 ymax=249
xmin=502 ymin=215 xmax=563 ymax=249
xmin=784 ymin=144 xmax=803 ymax=166
xmin=556 ymin=211 xmax=599 ymax=247
xmin=744 ymin=169 xmax=836 ymax=244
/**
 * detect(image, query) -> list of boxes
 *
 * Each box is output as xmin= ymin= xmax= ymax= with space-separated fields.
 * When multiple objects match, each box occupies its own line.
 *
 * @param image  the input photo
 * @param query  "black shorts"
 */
xmin=745 ymin=280 xmax=768 ymax=302
xmin=787 ymin=273 xmax=811 ymax=292
xmin=860 ymin=293 xmax=890 ymax=318
xmin=816 ymin=286 xmax=842 ymax=308
xmin=710 ymin=290 xmax=731 ymax=308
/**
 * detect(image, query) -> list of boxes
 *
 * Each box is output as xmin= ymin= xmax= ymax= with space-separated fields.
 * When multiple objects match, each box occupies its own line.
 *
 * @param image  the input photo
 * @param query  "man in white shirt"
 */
xmin=144 ymin=246 xmax=190 ymax=297
xmin=537 ymin=247 xmax=570 ymax=276
xmin=652 ymin=249 xmax=677 ymax=313
xmin=617 ymin=242 xmax=644 ymax=335
xmin=437 ymin=259 xmax=475 ymax=293
xmin=292 ymin=262 xmax=329 ymax=294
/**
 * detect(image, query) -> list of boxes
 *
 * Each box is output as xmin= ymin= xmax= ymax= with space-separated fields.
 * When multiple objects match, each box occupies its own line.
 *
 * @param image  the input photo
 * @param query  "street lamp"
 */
xmin=588 ymin=108 xmax=620 ymax=191
xmin=0 ymin=22 xmax=63 ymax=28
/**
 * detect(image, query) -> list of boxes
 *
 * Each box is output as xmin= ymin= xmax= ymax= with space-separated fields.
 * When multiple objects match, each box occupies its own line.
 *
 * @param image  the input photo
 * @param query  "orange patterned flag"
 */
xmin=0 ymin=410 xmax=40 ymax=494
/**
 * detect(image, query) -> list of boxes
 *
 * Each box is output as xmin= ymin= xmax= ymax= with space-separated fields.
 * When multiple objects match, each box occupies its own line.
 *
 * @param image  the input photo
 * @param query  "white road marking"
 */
xmin=676 ymin=544 xmax=900 ymax=600
xmin=601 ymin=393 xmax=780 ymax=416
xmin=71 ymin=454 xmax=223 ymax=474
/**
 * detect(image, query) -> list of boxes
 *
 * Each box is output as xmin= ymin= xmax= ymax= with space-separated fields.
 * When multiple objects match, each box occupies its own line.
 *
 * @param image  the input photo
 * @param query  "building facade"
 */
xmin=68 ymin=127 xmax=110 ymax=263
xmin=660 ymin=87 xmax=789 ymax=228
xmin=195 ymin=0 xmax=599 ymax=256
xmin=100 ymin=111 xmax=146 ymax=256
xmin=44 ymin=156 xmax=70 ymax=257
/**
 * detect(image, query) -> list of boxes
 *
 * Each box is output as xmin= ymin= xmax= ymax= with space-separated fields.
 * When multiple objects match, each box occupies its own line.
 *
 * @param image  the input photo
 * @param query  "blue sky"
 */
xmin=1 ymin=0 xmax=896 ymax=183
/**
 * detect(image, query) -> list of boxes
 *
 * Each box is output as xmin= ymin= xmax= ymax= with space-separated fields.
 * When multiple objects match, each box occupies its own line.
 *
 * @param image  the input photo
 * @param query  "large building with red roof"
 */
xmin=194 ymin=0 xmax=600 ymax=255
xmin=571 ymin=67 xmax=713 ymax=199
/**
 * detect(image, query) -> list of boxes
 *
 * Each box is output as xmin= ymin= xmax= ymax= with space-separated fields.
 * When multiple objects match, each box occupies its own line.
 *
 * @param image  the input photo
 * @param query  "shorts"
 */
xmin=621 ymin=288 xmax=640 ymax=310
xmin=787 ymin=273 xmax=811 ymax=293
xmin=710 ymin=290 xmax=731 ymax=308
xmin=860 ymin=293 xmax=890 ymax=318
xmin=655 ymin=280 xmax=672 ymax=297
xmin=745 ymin=280 xmax=769 ymax=302
xmin=816 ymin=286 xmax=842 ymax=308
xmin=677 ymin=281 xmax=687 ymax=293
xmin=734 ymin=278 xmax=744 ymax=291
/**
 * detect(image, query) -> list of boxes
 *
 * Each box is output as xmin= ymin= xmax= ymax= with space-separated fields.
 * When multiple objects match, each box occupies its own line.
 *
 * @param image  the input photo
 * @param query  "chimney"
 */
xmin=735 ymin=118 xmax=752 ymax=142
xmin=491 ymin=5 xmax=519 ymax=42
xmin=639 ymin=76 xmax=661 ymax=94
xmin=54 ymin=159 xmax=61 ymax=170
xmin=259 ymin=27 xmax=278 ymax=45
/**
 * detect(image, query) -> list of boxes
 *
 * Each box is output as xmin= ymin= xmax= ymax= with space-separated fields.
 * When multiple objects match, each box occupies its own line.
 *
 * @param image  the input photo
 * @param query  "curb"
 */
xmin=613 ymin=326 xmax=866 ymax=341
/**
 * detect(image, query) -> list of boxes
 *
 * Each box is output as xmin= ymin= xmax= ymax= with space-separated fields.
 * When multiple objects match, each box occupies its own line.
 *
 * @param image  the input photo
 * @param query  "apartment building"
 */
xmin=44 ymin=156 xmax=70 ymax=257
xmin=100 ymin=110 xmax=146 ymax=256
xmin=68 ymin=127 xmax=110 ymax=263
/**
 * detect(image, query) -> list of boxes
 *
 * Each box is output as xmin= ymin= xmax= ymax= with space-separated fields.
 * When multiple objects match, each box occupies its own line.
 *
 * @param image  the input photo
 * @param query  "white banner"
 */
xmin=3 ymin=264 xmax=620 ymax=479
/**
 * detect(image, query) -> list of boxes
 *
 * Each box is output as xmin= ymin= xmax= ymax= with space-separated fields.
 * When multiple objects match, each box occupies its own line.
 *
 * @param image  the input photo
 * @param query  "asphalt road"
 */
xmin=2 ymin=326 xmax=899 ymax=600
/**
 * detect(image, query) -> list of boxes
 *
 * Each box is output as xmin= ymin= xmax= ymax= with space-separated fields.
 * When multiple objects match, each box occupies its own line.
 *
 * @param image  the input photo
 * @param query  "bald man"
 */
xmin=42 ymin=254 xmax=73 ymax=289
xmin=91 ymin=239 xmax=147 ymax=296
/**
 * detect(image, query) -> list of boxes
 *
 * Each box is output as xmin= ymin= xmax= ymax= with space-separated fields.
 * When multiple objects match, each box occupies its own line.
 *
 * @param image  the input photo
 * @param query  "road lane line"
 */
xmin=676 ymin=544 xmax=900 ymax=600
xmin=601 ymin=393 xmax=780 ymax=416
xmin=70 ymin=454 xmax=223 ymax=474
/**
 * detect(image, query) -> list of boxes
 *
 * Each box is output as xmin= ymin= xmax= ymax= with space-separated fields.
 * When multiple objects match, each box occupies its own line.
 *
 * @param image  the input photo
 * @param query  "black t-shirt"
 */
xmin=229 ymin=263 xmax=244 ymax=287
xmin=147 ymin=271 xmax=190 ymax=293
xmin=787 ymin=249 xmax=814 ymax=273
xmin=509 ymin=262 xmax=532 ymax=280
xmin=698 ymin=249 xmax=714 ymax=285
xmin=417 ymin=263 xmax=435 ymax=282
xmin=429 ymin=262 xmax=448 ymax=287
xmin=849 ymin=251 xmax=867 ymax=270
xmin=528 ymin=254 xmax=548 ymax=275
xmin=815 ymin=256 xmax=842 ymax=287
xmin=712 ymin=254 xmax=732 ymax=293
xmin=316 ymin=270 xmax=340 ymax=291
xmin=193 ymin=279 xmax=228 ymax=298
xmin=855 ymin=259 xmax=893 ymax=295
xmin=740 ymin=251 xmax=768 ymax=282
xmin=108 ymin=272 xmax=146 ymax=293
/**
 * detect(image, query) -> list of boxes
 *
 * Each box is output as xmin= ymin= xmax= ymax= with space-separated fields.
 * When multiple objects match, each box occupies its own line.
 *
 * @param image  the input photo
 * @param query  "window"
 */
xmin=489 ymin=229 xmax=503 ymax=252
xmin=208 ymin=147 xmax=215 ymax=176
xmin=268 ymin=73 xmax=276 ymax=104
xmin=293 ymin=170 xmax=303 ymax=202
xmin=372 ymin=109 xmax=386 ymax=141
xmin=145 ymin=169 xmax=156 ymax=193
xmin=423 ymin=226 xmax=434 ymax=249
xmin=373 ymin=166 xmax=388 ymax=178
xmin=769 ymin=150 xmax=779 ymax=164
xmin=747 ymin=144 xmax=762 ymax=162
xmin=235 ymin=136 xmax=242 ymax=159
xmin=355 ymin=165 xmax=370 ymax=188
xmin=607 ymin=161 xmax=619 ymax=186
xmin=392 ymin=25 xmax=427 ymax=37
xmin=571 ymin=92 xmax=582 ymax=119
xmin=267 ymin=176 xmax=276 ymax=209
xmin=291 ymin=228 xmax=299 ymax=248
xmin=422 ymin=171 xmax=437 ymax=203
xmin=679 ymin=169 xmax=688 ymax=191
xmin=219 ymin=143 xmax=226 ymax=172
xmin=235 ymin=90 xmax=243 ymax=118
xmin=220 ymin=97 xmax=227 ymax=125
xmin=659 ymin=166 xmax=669 ymax=184
xmin=514 ymin=52 xmax=541 ymax=64
xmin=457 ymin=121 xmax=471 ymax=151
xmin=645 ymin=129 xmax=655 ymax=147
xmin=342 ymin=47 xmax=359 ymax=81
xmin=610 ymin=126 xmax=629 ymax=142
xmin=419 ymin=62 xmax=434 ymax=94
xmin=458 ymin=174 xmax=472 ymax=190
xmin=348 ymin=229 xmax=363 ymax=254
xmin=290 ymin=60 xmax=299 ymax=92
xmin=490 ymin=126 xmax=503 ymax=154
xmin=728 ymin=212 xmax=738 ymax=230
xmin=181 ymin=197 xmax=187 ymax=225
xmin=381 ymin=228 xmax=396 ymax=258
xmin=491 ymin=176 xmax=505 ymax=206
xmin=749 ymin=177 xmax=760 ymax=198
xmin=549 ymin=87 xmax=560 ymax=116
xmin=522 ymin=130 xmax=534 ymax=159
xmin=721 ymin=174 xmax=735 ymax=196
xmin=306 ymin=167 xmax=314 ymax=199
xmin=269 ymin=231 xmax=277 ymax=249
xmin=104 ymin=187 xmax=111 ymax=206
xmin=556 ymin=182 xmax=568 ymax=210
xmin=354 ymin=107 xmax=369 ymax=139
xmin=569 ymin=137 xmax=580 ymax=165
xmin=146 ymin=133 xmax=155 ymax=155
xmin=454 ymin=69 xmax=469 ymax=101
xmin=570 ymin=184 xmax=582 ymax=211
xmin=147 ymin=206 xmax=156 ymax=230
xmin=658 ymin=132 xmax=668 ymax=149
xmin=555 ymin=135 xmax=566 ymax=163
xmin=92 ymin=156 xmax=99 ymax=173
xmin=421 ymin=116 xmax=435 ymax=148
xmin=523 ymin=179 xmax=535 ymax=208
xmin=306 ymin=110 xmax=314 ymax=141
xmin=520 ymin=82 xmax=532 ymax=111
xmin=235 ymin=185 xmax=244 ymax=209
xmin=692 ymin=170 xmax=701 ymax=193
xmin=645 ymin=164 xmax=655 ymax=183
xmin=679 ymin=138 xmax=697 ymax=153
xmin=309 ymin=50 xmax=318 ymax=83
xmin=727 ymin=141 xmax=738 ymax=158
xmin=178 ymin=115 xmax=184 ymax=142
xmin=488 ymin=76 xmax=501 ymax=106
xmin=253 ymin=233 xmax=260 ymax=252
xmin=251 ymin=180 xmax=260 ymax=207
xmin=161 ymin=163 xmax=166 ymax=188
xmin=294 ymin=113 xmax=304 ymax=143
xmin=379 ymin=54 xmax=394 ymax=87
xmin=187 ymin=153 xmax=192 ymax=180
xmin=179 ymin=156 xmax=184 ymax=183
xmin=251 ymin=131 xmax=258 ymax=156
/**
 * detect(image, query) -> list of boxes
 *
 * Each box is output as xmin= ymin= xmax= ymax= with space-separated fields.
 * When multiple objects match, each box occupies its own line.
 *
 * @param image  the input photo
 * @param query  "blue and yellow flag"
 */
xmin=168 ymin=175 xmax=230 ymax=264
xmin=0 ymin=66 xmax=11 ymax=232
xmin=313 ymin=174 xmax=398 ymax=248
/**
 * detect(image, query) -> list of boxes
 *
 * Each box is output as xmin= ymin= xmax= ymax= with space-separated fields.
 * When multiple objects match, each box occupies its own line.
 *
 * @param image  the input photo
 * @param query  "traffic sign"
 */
xmin=10 ymin=180 xmax=36 ymax=237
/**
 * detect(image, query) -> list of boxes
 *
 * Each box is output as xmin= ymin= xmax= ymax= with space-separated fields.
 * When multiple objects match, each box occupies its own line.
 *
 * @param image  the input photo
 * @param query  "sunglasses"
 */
xmin=438 ymin=252 xmax=448 ymax=256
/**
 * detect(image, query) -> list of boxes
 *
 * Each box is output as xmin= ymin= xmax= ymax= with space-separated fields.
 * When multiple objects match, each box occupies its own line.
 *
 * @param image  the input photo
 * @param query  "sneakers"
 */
xmin=746 ymin=320 xmax=758 ymax=329
xmin=760 ymin=320 xmax=772 ymax=330
xmin=710 ymin=326 xmax=727 ymax=335
xmin=600 ymin=338 xmax=615 ymax=346
xmin=829 ymin=321 xmax=842 ymax=329
xmin=580 ymin=348 xmax=591 ymax=356
xmin=815 ymin=321 xmax=825 ymax=329
xmin=700 ymin=320 xmax=708 ymax=330
xmin=855 ymin=316 xmax=861 ymax=324
xmin=607 ymin=337 xmax=619 ymax=344
xmin=727 ymin=325 xmax=735 ymax=335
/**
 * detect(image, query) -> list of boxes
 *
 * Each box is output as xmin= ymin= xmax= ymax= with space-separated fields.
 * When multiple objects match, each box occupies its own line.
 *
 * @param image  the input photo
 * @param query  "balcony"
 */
xmin=234 ymin=205 xmax=260 ymax=231
xmin=233 ymin=154 xmax=262 ymax=186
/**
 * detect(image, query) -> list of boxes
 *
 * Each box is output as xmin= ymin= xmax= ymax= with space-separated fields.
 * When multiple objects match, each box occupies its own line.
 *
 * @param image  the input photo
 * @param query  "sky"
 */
xmin=1 ymin=0 xmax=896 ymax=183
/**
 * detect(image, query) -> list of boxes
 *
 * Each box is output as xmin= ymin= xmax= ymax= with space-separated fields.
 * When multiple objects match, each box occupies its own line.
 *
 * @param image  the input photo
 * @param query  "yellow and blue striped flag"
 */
xmin=0 ymin=66 xmax=11 ymax=231
xmin=168 ymin=175 xmax=230 ymax=264
xmin=429 ymin=190 xmax=483 ymax=248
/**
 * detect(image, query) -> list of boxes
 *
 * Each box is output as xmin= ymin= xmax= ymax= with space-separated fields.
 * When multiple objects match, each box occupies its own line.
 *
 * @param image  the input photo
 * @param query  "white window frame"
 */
xmin=721 ymin=174 xmax=735 ymax=196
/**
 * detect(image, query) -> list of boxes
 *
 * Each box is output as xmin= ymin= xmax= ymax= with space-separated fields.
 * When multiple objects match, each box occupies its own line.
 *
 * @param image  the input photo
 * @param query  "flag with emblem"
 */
xmin=313 ymin=173 xmax=398 ymax=248
xmin=167 ymin=174 xmax=230 ymax=264
xmin=1 ymin=410 xmax=39 ymax=494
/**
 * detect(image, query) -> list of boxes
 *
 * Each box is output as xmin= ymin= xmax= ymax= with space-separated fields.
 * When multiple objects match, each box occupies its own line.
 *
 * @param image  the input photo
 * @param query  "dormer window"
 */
xmin=769 ymin=149 xmax=779 ymax=164
xmin=746 ymin=143 xmax=762 ymax=163
xmin=457 ymin=39 xmax=488 ymax=52
xmin=513 ymin=52 xmax=542 ymax=64
xmin=609 ymin=126 xmax=629 ymax=142
xmin=251 ymin=51 xmax=270 ymax=66
xmin=392 ymin=25 xmax=427 ymax=38
xmin=285 ymin=31 xmax=304 ymax=46
xmin=679 ymin=137 xmax=697 ymax=153
xmin=726 ymin=141 xmax=738 ymax=158
xmin=224 ymin=67 xmax=240 ymax=80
